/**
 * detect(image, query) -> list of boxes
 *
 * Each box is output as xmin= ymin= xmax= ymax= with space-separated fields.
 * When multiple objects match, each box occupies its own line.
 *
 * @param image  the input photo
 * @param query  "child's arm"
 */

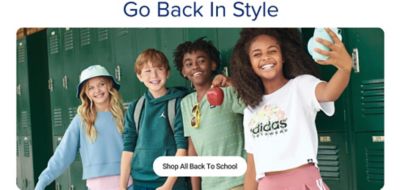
xmin=157 ymin=149 xmax=187 ymax=190
xmin=314 ymin=28 xmax=353 ymax=102
xmin=120 ymin=151 xmax=133 ymax=190
xmin=188 ymin=137 xmax=201 ymax=190
xmin=212 ymin=74 xmax=232 ymax=87
xmin=244 ymin=153 xmax=258 ymax=190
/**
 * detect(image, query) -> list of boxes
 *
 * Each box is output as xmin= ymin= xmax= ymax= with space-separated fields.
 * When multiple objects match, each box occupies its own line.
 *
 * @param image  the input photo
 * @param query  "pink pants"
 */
xmin=258 ymin=164 xmax=330 ymax=190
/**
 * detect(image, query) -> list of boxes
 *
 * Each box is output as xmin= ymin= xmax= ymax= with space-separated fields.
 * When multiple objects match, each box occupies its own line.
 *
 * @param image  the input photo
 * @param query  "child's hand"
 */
xmin=156 ymin=184 xmax=172 ymax=190
xmin=314 ymin=28 xmax=352 ymax=72
xmin=212 ymin=74 xmax=231 ymax=87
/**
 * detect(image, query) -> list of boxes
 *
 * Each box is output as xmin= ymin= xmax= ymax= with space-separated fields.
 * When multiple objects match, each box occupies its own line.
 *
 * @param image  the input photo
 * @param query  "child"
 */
xmin=230 ymin=28 xmax=352 ymax=190
xmin=119 ymin=49 xmax=189 ymax=190
xmin=173 ymin=37 xmax=246 ymax=190
xmin=35 ymin=65 xmax=133 ymax=190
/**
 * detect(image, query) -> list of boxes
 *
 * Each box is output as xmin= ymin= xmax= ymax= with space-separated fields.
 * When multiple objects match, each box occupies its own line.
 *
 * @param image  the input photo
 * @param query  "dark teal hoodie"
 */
xmin=123 ymin=87 xmax=189 ymax=189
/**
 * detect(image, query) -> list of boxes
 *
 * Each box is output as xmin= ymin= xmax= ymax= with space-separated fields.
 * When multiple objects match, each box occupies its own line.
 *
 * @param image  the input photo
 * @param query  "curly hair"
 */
xmin=230 ymin=28 xmax=319 ymax=108
xmin=173 ymin=37 xmax=221 ymax=78
xmin=77 ymin=77 xmax=124 ymax=142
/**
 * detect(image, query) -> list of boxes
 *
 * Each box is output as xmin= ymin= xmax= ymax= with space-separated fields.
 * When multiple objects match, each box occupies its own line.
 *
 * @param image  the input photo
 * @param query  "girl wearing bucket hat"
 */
xmin=35 ymin=65 xmax=133 ymax=190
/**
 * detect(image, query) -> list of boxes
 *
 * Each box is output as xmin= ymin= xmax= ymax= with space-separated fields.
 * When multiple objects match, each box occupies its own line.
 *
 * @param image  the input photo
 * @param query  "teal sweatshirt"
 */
xmin=123 ymin=87 xmax=189 ymax=188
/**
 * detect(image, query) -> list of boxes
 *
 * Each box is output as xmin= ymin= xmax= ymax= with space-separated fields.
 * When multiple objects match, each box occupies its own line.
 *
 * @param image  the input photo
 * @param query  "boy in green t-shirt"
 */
xmin=173 ymin=38 xmax=246 ymax=190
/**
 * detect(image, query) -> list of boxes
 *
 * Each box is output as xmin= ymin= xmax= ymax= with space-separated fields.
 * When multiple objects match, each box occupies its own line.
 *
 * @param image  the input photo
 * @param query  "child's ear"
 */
xmin=211 ymin=61 xmax=217 ymax=71
xmin=136 ymin=73 xmax=144 ymax=82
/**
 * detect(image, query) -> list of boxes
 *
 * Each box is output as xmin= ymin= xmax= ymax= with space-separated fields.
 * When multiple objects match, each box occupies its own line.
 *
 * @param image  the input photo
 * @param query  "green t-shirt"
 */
xmin=181 ymin=86 xmax=246 ymax=190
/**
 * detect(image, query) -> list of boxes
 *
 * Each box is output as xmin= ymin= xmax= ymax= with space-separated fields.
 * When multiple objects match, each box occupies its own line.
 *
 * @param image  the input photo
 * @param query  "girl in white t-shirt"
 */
xmin=230 ymin=28 xmax=352 ymax=190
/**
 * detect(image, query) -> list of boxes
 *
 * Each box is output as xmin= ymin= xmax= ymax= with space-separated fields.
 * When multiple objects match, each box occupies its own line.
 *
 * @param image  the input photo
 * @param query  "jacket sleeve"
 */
xmin=34 ymin=116 xmax=81 ymax=190
xmin=173 ymin=98 xmax=188 ymax=150
xmin=123 ymin=101 xmax=138 ymax=152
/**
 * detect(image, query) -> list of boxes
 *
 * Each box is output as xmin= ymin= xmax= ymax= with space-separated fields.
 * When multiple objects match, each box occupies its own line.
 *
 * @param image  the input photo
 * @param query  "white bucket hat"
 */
xmin=77 ymin=65 xmax=120 ymax=98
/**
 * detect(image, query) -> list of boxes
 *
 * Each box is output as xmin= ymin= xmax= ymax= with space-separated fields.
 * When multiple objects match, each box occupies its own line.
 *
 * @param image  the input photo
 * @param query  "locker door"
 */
xmin=17 ymin=38 xmax=35 ymax=190
xmin=317 ymin=133 xmax=351 ymax=190
xmin=111 ymin=28 xmax=143 ymax=103
xmin=354 ymin=132 xmax=384 ymax=190
xmin=53 ymin=136 xmax=71 ymax=190
xmin=216 ymin=28 xmax=241 ymax=75
xmin=187 ymin=28 xmax=218 ymax=43
xmin=344 ymin=28 xmax=384 ymax=190
xmin=159 ymin=28 xmax=190 ymax=88
xmin=47 ymin=29 xmax=67 ymax=136
xmin=345 ymin=28 xmax=384 ymax=132
xmin=16 ymin=40 xmax=24 ymax=189
xmin=48 ymin=28 xmax=71 ymax=190
xmin=65 ymin=28 xmax=87 ymax=189
xmin=61 ymin=28 xmax=80 ymax=121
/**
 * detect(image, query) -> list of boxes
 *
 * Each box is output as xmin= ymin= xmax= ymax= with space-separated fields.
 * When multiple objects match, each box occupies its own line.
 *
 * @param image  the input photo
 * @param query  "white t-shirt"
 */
xmin=243 ymin=74 xmax=335 ymax=180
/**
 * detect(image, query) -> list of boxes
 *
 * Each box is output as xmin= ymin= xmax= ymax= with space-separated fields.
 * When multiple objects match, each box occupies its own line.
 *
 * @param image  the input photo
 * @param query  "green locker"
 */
xmin=16 ymin=31 xmax=54 ymax=190
xmin=216 ymin=28 xmax=241 ymax=75
xmin=317 ymin=132 xmax=352 ymax=190
xmin=47 ymin=28 xmax=72 ymax=190
xmin=159 ymin=28 xmax=190 ymax=88
xmin=110 ymin=28 xmax=143 ymax=103
xmin=187 ymin=28 xmax=218 ymax=43
xmin=354 ymin=132 xmax=384 ymax=190
xmin=344 ymin=28 xmax=384 ymax=132
xmin=344 ymin=28 xmax=384 ymax=190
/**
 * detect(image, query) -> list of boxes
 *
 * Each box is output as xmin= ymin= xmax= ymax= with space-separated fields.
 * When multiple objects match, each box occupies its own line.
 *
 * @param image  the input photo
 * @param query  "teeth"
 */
xmin=193 ymin=72 xmax=202 ymax=77
xmin=150 ymin=80 xmax=160 ymax=84
xmin=261 ymin=64 xmax=274 ymax=70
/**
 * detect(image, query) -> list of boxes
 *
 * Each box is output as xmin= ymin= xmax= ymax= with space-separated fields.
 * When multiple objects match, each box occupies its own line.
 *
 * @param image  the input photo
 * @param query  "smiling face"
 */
xmin=248 ymin=34 xmax=285 ymax=83
xmin=181 ymin=50 xmax=216 ymax=88
xmin=137 ymin=62 xmax=169 ymax=98
xmin=85 ymin=77 xmax=111 ymax=109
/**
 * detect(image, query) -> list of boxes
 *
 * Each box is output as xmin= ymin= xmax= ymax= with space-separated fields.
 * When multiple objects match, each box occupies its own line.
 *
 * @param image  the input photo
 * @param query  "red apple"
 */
xmin=207 ymin=87 xmax=224 ymax=106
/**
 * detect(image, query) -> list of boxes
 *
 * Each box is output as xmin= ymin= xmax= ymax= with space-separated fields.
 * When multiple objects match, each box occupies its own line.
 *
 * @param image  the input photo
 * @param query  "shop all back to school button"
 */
xmin=153 ymin=156 xmax=246 ymax=177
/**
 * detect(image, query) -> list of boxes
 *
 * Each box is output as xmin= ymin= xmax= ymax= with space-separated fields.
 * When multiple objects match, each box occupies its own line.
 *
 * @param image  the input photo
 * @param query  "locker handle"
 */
xmin=115 ymin=65 xmax=121 ymax=82
xmin=48 ymin=78 xmax=53 ymax=92
xmin=70 ymin=184 xmax=75 ymax=190
xmin=17 ymin=84 xmax=21 ymax=96
xmin=62 ymin=75 xmax=68 ymax=90
xmin=352 ymin=48 xmax=360 ymax=73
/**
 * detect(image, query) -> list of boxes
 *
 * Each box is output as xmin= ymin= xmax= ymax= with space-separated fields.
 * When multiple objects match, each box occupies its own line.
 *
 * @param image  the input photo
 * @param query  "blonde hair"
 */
xmin=77 ymin=77 xmax=124 ymax=142
xmin=134 ymin=48 xmax=170 ymax=74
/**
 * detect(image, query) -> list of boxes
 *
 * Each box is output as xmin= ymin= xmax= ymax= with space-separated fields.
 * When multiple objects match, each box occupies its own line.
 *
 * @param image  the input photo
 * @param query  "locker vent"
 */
xmin=80 ymin=28 xmax=91 ymax=46
xmin=365 ymin=147 xmax=384 ymax=182
xmin=317 ymin=145 xmax=340 ymax=180
xmin=361 ymin=79 xmax=384 ymax=115
xmin=52 ymin=108 xmax=63 ymax=128
xmin=21 ymin=111 xmax=31 ymax=128
xmin=49 ymin=32 xmax=59 ymax=54
xmin=98 ymin=29 xmax=109 ymax=41
xmin=68 ymin=107 xmax=77 ymax=122
xmin=64 ymin=29 xmax=74 ymax=51
xmin=23 ymin=137 xmax=30 ymax=157
xmin=17 ymin=42 xmax=25 ymax=63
